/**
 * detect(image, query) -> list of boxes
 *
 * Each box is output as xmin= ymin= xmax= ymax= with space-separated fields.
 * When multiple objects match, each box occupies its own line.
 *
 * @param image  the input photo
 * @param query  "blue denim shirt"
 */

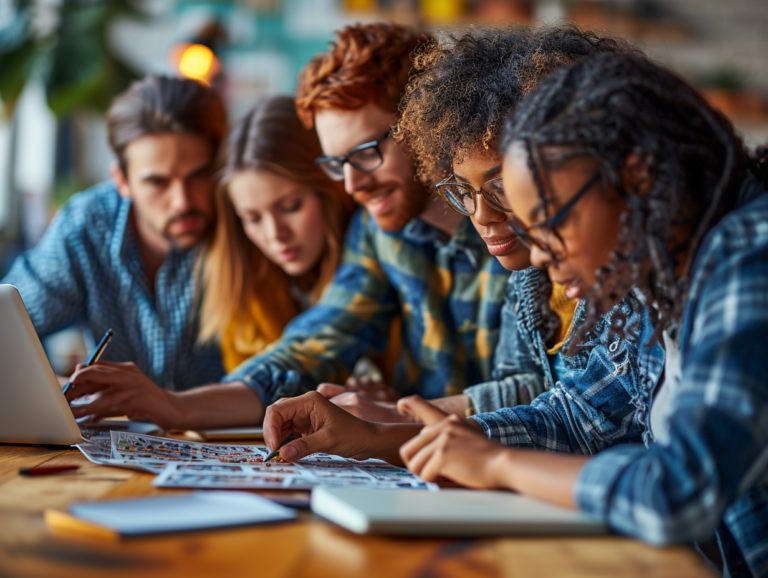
xmin=575 ymin=178 xmax=768 ymax=578
xmin=472 ymin=276 xmax=664 ymax=455
xmin=463 ymin=268 xmax=549 ymax=413
xmin=1 ymin=182 xmax=224 ymax=390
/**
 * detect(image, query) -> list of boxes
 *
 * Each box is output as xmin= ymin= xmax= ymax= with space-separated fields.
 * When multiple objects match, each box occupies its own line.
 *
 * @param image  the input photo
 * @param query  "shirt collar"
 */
xmin=737 ymin=174 xmax=764 ymax=208
xmin=402 ymin=216 xmax=484 ymax=268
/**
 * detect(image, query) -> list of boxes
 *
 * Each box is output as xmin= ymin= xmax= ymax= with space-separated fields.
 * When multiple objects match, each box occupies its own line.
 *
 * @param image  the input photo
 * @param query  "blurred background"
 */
xmin=1 ymin=0 xmax=767 ymax=371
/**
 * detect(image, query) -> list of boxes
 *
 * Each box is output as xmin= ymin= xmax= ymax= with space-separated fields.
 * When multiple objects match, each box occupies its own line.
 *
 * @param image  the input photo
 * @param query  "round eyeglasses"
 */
xmin=435 ymin=175 xmax=512 ymax=216
xmin=315 ymin=131 xmax=391 ymax=181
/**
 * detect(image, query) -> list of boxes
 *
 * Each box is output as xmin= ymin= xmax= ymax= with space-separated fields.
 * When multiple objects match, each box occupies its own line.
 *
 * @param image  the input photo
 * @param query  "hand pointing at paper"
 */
xmin=397 ymin=396 xmax=509 ymax=488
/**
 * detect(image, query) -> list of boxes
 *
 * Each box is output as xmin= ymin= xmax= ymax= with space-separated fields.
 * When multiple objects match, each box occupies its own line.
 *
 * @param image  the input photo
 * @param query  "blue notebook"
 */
xmin=52 ymin=491 xmax=297 ymax=537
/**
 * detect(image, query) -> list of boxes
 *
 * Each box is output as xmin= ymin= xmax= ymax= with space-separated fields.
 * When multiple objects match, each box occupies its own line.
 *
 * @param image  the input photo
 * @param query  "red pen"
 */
xmin=19 ymin=465 xmax=80 ymax=477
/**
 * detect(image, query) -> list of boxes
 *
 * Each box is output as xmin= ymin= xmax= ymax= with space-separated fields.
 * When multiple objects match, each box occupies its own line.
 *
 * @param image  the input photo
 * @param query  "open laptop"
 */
xmin=0 ymin=284 xmax=157 ymax=445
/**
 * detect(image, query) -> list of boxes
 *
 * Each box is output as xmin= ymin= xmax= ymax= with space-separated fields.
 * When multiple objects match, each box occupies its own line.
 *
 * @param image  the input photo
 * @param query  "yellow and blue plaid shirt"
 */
xmin=224 ymin=207 xmax=510 ymax=405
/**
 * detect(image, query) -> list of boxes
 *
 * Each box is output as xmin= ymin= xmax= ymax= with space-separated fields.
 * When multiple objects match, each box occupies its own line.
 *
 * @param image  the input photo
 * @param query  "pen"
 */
xmin=19 ymin=465 xmax=80 ymax=477
xmin=61 ymin=328 xmax=114 ymax=397
xmin=264 ymin=433 xmax=297 ymax=462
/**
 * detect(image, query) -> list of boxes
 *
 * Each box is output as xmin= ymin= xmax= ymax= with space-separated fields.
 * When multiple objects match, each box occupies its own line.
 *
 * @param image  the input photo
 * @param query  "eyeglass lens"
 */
xmin=438 ymin=180 xmax=511 ymax=216
xmin=317 ymin=141 xmax=386 ymax=181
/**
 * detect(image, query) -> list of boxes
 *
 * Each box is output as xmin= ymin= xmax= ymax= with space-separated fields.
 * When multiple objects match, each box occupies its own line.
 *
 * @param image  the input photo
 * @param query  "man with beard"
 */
xmin=2 ymin=75 xmax=227 ymax=392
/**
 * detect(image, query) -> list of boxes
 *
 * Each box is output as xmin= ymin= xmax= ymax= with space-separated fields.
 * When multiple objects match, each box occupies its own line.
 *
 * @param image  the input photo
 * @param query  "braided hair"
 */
xmin=501 ymin=53 xmax=768 ymax=341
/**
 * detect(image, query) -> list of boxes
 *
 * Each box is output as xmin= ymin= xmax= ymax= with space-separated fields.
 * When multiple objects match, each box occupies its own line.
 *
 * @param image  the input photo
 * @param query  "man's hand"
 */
xmin=317 ymin=384 xmax=417 ymax=423
xmin=397 ymin=395 xmax=507 ymax=489
xmin=66 ymin=361 xmax=183 ymax=430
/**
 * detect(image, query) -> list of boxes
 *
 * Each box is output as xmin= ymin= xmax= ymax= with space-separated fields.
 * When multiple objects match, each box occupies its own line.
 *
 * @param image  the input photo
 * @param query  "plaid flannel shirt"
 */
xmin=474 ymin=177 xmax=768 ymax=577
xmin=224 ymin=207 xmax=510 ymax=405
xmin=575 ymin=178 xmax=768 ymax=577
xmin=1 ymin=181 xmax=224 ymax=391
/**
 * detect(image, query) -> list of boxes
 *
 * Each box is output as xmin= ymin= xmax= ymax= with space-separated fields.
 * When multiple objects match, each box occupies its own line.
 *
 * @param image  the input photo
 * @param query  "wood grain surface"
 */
xmin=0 ymin=443 xmax=717 ymax=578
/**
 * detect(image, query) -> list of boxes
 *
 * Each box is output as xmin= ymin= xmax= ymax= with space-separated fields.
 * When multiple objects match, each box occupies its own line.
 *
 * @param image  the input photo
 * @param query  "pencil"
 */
xmin=61 ymin=328 xmax=114 ymax=398
xmin=264 ymin=433 xmax=297 ymax=462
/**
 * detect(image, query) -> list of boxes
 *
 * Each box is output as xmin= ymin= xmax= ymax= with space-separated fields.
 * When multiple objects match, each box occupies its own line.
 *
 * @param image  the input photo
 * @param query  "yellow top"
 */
xmin=545 ymin=282 xmax=578 ymax=355
xmin=221 ymin=269 xmax=300 ymax=372
xmin=220 ymin=268 xmax=402 ymax=383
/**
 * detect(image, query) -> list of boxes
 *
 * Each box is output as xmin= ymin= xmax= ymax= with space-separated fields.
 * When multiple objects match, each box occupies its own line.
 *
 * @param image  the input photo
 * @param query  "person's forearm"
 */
xmin=493 ymin=448 xmax=591 ymax=509
xmin=174 ymin=381 xmax=265 ymax=430
xmin=369 ymin=423 xmax=424 ymax=465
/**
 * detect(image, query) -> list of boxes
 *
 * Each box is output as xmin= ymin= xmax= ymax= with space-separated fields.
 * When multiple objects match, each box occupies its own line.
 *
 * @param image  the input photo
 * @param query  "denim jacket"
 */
xmin=472 ymin=272 xmax=664 ymax=455
xmin=463 ymin=268 xmax=550 ymax=413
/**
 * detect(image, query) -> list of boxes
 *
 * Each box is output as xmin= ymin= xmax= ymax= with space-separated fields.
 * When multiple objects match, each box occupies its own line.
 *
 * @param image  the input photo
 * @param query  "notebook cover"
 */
xmin=311 ymin=486 xmax=606 ymax=536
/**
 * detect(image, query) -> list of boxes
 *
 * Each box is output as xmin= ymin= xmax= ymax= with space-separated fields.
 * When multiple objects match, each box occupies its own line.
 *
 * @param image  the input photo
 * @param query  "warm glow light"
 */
xmin=177 ymin=44 xmax=216 ymax=82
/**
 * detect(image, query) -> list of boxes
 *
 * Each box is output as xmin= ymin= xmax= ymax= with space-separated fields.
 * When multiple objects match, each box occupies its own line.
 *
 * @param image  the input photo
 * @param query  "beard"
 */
xmin=353 ymin=179 xmax=430 ymax=232
xmin=161 ymin=210 xmax=212 ymax=250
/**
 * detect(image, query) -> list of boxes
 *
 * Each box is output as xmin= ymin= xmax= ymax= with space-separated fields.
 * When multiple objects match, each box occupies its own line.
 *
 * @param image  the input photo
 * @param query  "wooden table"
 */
xmin=0 ymin=442 xmax=716 ymax=578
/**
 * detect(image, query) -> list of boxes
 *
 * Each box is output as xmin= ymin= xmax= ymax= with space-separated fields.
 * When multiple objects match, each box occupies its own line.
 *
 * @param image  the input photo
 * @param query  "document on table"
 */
xmin=76 ymin=431 xmax=436 ymax=491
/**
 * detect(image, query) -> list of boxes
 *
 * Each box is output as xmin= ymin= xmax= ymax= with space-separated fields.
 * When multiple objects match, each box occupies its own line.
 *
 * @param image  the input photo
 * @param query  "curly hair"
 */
xmin=295 ymin=22 xmax=431 ymax=129
xmin=395 ymin=24 xmax=640 ymax=187
xmin=501 ymin=53 xmax=768 ymax=345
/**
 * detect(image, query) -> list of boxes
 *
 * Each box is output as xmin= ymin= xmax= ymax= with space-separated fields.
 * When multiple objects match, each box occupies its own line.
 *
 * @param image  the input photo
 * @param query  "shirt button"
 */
xmin=609 ymin=340 xmax=620 ymax=353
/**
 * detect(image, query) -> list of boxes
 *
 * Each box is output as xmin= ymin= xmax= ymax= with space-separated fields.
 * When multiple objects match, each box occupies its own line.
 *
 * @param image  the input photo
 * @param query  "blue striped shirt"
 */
xmin=2 ymin=181 xmax=224 ymax=390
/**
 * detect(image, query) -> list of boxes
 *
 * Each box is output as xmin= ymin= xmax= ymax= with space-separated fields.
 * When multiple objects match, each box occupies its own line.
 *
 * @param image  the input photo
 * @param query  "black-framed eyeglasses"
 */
xmin=315 ymin=130 xmax=391 ymax=181
xmin=507 ymin=170 xmax=602 ymax=254
xmin=435 ymin=174 xmax=512 ymax=216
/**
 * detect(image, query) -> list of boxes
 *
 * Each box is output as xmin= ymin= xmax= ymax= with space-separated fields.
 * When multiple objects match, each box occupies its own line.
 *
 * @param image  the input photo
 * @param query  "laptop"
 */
xmin=0 ymin=285 xmax=160 ymax=445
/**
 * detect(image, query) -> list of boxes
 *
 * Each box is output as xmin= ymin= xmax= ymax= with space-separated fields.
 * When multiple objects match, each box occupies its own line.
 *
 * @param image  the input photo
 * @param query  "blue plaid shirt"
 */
xmin=575 ymin=178 xmax=768 ymax=577
xmin=475 ymin=177 xmax=768 ymax=577
xmin=472 ymin=285 xmax=663 ymax=453
xmin=224 ymin=207 xmax=510 ymax=405
xmin=2 ymin=181 xmax=224 ymax=390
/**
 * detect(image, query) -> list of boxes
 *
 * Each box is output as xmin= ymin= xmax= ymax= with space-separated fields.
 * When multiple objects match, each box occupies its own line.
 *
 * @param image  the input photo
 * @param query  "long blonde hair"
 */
xmin=198 ymin=96 xmax=353 ymax=361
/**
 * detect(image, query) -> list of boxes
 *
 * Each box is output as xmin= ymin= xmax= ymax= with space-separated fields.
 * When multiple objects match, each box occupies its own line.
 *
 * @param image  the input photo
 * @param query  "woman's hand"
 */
xmin=320 ymin=377 xmax=401 ymax=402
xmin=398 ymin=396 xmax=588 ymax=507
xmin=263 ymin=391 xmax=421 ymax=464
xmin=397 ymin=395 xmax=508 ymax=489
xmin=66 ymin=362 xmax=183 ymax=429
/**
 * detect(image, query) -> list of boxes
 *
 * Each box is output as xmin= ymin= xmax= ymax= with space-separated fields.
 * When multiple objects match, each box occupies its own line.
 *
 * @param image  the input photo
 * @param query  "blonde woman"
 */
xmin=199 ymin=96 xmax=355 ymax=371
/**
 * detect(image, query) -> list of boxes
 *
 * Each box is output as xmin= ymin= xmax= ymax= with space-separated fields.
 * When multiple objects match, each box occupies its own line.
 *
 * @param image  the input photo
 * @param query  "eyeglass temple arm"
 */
xmin=547 ymin=171 xmax=602 ymax=228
